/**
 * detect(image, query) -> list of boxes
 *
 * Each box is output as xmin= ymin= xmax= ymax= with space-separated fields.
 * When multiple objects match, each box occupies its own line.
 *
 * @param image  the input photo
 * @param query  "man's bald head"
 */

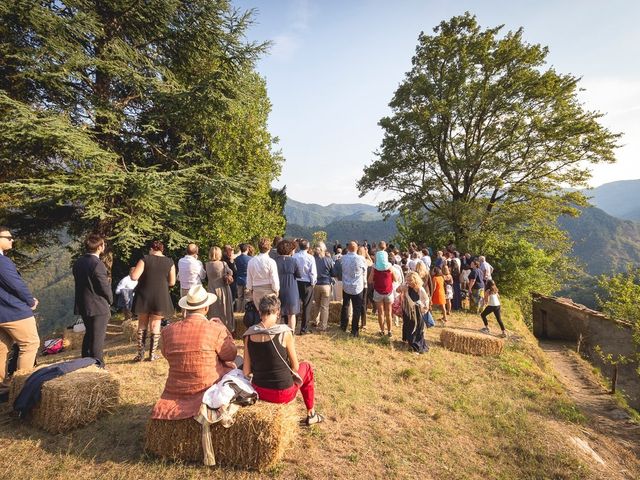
xmin=347 ymin=241 xmax=358 ymax=252
xmin=186 ymin=243 xmax=198 ymax=256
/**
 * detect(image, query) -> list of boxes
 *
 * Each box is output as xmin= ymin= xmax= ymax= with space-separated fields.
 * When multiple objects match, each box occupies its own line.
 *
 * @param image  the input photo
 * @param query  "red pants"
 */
xmin=252 ymin=361 xmax=315 ymax=410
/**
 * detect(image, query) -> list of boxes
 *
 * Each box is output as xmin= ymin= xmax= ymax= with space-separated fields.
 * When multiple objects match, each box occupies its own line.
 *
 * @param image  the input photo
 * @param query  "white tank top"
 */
xmin=488 ymin=293 xmax=500 ymax=306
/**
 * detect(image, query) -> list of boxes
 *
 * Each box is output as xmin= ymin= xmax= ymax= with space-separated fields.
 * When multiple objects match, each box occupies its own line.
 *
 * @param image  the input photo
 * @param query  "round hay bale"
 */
xmin=62 ymin=330 xmax=85 ymax=351
xmin=9 ymin=365 xmax=120 ymax=433
xmin=440 ymin=328 xmax=504 ymax=356
xmin=121 ymin=319 xmax=139 ymax=342
xmin=145 ymin=401 xmax=298 ymax=471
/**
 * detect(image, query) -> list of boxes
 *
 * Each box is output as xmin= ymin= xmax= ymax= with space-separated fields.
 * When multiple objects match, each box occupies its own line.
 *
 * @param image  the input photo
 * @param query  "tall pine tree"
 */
xmin=0 ymin=0 xmax=284 ymax=262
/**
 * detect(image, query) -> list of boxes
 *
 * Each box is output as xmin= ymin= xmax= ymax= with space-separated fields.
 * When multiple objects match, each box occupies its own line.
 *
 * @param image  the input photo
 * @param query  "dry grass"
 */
xmin=121 ymin=320 xmax=139 ymax=342
xmin=62 ymin=330 xmax=85 ymax=350
xmin=440 ymin=328 xmax=504 ymax=356
xmin=8 ymin=365 xmax=120 ymax=433
xmin=0 ymin=299 xmax=636 ymax=479
xmin=145 ymin=402 xmax=297 ymax=471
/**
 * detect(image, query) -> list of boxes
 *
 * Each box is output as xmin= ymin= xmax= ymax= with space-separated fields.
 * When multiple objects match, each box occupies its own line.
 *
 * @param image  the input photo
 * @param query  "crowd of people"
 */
xmin=0 ymin=225 xmax=504 ymax=425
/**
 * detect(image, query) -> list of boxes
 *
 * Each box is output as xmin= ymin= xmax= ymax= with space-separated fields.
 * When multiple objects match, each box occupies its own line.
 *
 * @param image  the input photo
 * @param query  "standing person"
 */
xmin=72 ymin=233 xmax=113 ymax=364
xmin=451 ymin=252 xmax=462 ymax=311
xmin=131 ymin=240 xmax=176 ymax=361
xmin=442 ymin=265 xmax=454 ymax=315
xmin=222 ymin=245 xmax=238 ymax=309
xmin=369 ymin=249 xmax=397 ymax=337
xmin=420 ymin=249 xmax=432 ymax=270
xmin=468 ymin=259 xmax=485 ymax=313
xmin=390 ymin=255 xmax=404 ymax=327
xmin=340 ymin=241 xmax=367 ymax=337
xmin=311 ymin=242 xmax=334 ymax=332
xmin=357 ymin=245 xmax=373 ymax=330
xmin=115 ymin=267 xmax=138 ymax=320
xmin=397 ymin=272 xmax=429 ymax=354
xmin=479 ymin=256 xmax=494 ymax=281
xmin=177 ymin=243 xmax=206 ymax=298
xmin=234 ymin=243 xmax=251 ymax=312
xmin=431 ymin=267 xmax=448 ymax=326
xmin=294 ymin=240 xmax=316 ymax=335
xmin=205 ymin=246 xmax=234 ymax=332
xmin=246 ymin=237 xmax=279 ymax=307
xmin=480 ymin=280 xmax=506 ymax=337
xmin=0 ymin=227 xmax=40 ymax=400
xmin=275 ymin=239 xmax=301 ymax=332
xmin=414 ymin=261 xmax=433 ymax=298
xmin=331 ymin=245 xmax=343 ymax=302
xmin=269 ymin=236 xmax=282 ymax=261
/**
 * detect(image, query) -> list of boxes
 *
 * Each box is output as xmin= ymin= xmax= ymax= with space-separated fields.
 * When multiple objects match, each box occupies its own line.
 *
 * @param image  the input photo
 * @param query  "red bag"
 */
xmin=42 ymin=338 xmax=64 ymax=355
xmin=392 ymin=294 xmax=403 ymax=317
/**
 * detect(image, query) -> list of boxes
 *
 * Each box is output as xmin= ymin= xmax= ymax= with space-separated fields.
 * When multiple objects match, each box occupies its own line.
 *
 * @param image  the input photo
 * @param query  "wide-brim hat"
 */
xmin=178 ymin=285 xmax=217 ymax=310
xmin=375 ymin=250 xmax=391 ymax=271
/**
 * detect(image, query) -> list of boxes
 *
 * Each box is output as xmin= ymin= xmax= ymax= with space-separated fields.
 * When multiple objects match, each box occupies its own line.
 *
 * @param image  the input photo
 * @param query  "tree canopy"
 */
xmin=358 ymin=13 xmax=620 ymax=251
xmin=0 ymin=0 xmax=285 ymax=262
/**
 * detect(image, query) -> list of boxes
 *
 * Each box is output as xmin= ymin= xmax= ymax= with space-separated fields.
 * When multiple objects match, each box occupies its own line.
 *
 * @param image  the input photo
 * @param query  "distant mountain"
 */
xmin=284 ymin=198 xmax=382 ymax=227
xmin=583 ymin=179 xmax=640 ymax=221
xmin=286 ymin=216 xmax=399 ymax=245
xmin=558 ymin=206 xmax=640 ymax=275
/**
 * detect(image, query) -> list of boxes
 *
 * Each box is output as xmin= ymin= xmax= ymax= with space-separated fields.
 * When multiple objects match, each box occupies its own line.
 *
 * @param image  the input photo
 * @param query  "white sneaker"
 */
xmin=479 ymin=327 xmax=490 ymax=334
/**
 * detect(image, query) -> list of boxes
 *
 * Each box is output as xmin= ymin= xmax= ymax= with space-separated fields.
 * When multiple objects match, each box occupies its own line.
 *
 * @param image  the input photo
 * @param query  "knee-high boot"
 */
xmin=147 ymin=332 xmax=160 ymax=361
xmin=133 ymin=329 xmax=147 ymax=362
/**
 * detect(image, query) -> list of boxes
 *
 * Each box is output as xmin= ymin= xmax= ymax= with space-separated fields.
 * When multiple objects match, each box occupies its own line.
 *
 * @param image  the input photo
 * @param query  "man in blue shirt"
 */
xmin=468 ymin=259 xmax=485 ymax=313
xmin=0 ymin=226 xmax=40 ymax=400
xmin=294 ymin=239 xmax=317 ymax=335
xmin=234 ymin=243 xmax=251 ymax=313
xmin=340 ymin=241 xmax=367 ymax=337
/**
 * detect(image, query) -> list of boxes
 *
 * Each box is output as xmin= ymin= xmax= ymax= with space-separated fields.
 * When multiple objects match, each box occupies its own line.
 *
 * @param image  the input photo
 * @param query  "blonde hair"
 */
xmin=414 ymin=261 xmax=428 ymax=279
xmin=357 ymin=246 xmax=371 ymax=262
xmin=209 ymin=246 xmax=222 ymax=261
xmin=442 ymin=265 xmax=450 ymax=275
xmin=405 ymin=271 xmax=423 ymax=289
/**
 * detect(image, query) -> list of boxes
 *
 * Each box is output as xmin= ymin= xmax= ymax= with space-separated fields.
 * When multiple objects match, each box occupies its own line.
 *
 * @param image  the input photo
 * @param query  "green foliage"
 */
xmin=0 ymin=0 xmax=284 ymax=261
xmin=312 ymin=230 xmax=328 ymax=245
xmin=358 ymin=12 xmax=619 ymax=305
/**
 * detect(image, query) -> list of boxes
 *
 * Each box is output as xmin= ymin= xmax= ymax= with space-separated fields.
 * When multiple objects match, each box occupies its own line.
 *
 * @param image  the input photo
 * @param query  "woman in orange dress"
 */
xmin=431 ymin=267 xmax=448 ymax=326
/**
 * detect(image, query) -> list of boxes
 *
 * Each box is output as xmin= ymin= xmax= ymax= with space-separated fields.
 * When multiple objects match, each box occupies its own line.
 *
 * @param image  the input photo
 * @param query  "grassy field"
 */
xmin=0 ymin=300 xmax=635 ymax=479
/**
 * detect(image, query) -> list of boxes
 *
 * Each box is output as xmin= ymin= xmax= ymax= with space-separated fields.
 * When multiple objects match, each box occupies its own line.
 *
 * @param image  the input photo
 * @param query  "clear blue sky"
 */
xmin=234 ymin=0 xmax=640 ymax=204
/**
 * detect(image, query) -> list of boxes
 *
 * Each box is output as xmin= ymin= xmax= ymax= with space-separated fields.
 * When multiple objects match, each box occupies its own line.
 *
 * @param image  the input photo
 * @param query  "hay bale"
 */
xmin=121 ymin=319 xmax=139 ymax=342
xmin=440 ymin=328 xmax=504 ymax=356
xmin=9 ymin=365 xmax=120 ymax=433
xmin=328 ymin=301 xmax=342 ymax=324
xmin=62 ymin=330 xmax=85 ymax=350
xmin=145 ymin=401 xmax=298 ymax=471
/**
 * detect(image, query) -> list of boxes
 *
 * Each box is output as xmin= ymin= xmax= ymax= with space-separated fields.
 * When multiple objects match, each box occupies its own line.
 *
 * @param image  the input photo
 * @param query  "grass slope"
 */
xmin=0 ymin=302 xmax=632 ymax=479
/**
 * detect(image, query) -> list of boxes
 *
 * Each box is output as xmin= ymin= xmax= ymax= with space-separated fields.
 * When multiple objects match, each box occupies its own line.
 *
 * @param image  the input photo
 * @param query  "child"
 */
xmin=479 ymin=280 xmax=506 ymax=338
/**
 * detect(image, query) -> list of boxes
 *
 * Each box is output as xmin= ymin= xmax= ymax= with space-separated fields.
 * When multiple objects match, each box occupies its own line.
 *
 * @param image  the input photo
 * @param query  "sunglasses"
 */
xmin=0 ymin=235 xmax=14 ymax=241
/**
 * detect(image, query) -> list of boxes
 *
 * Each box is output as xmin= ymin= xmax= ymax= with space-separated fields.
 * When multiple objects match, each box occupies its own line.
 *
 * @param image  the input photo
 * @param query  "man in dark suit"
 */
xmin=73 ymin=234 xmax=113 ymax=363
xmin=0 ymin=226 xmax=40 ymax=401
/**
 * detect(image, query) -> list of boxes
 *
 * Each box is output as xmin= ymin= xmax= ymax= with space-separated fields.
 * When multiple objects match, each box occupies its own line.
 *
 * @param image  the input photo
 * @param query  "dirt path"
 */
xmin=539 ymin=340 xmax=640 ymax=478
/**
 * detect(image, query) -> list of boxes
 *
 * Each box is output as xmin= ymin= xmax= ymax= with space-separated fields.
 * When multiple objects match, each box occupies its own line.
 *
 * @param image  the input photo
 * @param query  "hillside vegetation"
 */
xmin=1 ymin=302 xmax=636 ymax=479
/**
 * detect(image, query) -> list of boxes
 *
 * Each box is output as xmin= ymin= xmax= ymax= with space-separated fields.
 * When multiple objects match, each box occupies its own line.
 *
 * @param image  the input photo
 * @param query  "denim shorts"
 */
xmin=373 ymin=290 xmax=394 ymax=303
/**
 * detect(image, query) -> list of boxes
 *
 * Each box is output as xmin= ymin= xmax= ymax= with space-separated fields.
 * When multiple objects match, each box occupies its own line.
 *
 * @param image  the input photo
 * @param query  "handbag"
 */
xmin=422 ymin=311 xmax=435 ymax=328
xmin=243 ymin=301 xmax=261 ymax=328
xmin=269 ymin=333 xmax=303 ymax=387
xmin=392 ymin=293 xmax=403 ymax=317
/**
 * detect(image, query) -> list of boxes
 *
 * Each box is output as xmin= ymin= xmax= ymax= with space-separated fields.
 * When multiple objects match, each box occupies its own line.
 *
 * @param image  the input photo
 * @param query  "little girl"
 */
xmin=479 ymin=280 xmax=506 ymax=338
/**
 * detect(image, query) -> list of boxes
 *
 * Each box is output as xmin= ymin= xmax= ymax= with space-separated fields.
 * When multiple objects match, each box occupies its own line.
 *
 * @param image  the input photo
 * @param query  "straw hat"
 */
xmin=178 ymin=285 xmax=217 ymax=310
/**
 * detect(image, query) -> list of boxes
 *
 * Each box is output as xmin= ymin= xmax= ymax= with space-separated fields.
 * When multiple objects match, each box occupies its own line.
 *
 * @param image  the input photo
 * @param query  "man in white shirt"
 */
xmin=420 ymin=248 xmax=432 ymax=270
xmin=246 ymin=237 xmax=279 ymax=307
xmin=479 ymin=256 xmax=494 ymax=281
xmin=115 ymin=267 xmax=138 ymax=320
xmin=407 ymin=252 xmax=420 ymax=271
xmin=294 ymin=239 xmax=317 ymax=335
xmin=177 ymin=243 xmax=206 ymax=298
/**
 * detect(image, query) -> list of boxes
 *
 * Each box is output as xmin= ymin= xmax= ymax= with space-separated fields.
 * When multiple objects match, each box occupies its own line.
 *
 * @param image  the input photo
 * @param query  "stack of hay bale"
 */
xmin=9 ymin=365 xmax=120 ymax=433
xmin=145 ymin=401 xmax=298 ymax=471
xmin=121 ymin=319 xmax=139 ymax=342
xmin=62 ymin=330 xmax=85 ymax=351
xmin=440 ymin=328 xmax=504 ymax=356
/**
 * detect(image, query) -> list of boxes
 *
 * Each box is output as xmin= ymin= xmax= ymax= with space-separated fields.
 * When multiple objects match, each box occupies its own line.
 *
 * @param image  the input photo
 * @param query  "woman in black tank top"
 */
xmin=243 ymin=294 xmax=324 ymax=426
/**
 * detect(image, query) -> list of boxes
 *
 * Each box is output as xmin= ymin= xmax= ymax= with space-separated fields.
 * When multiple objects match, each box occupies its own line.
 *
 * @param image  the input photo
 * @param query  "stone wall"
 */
xmin=532 ymin=294 xmax=639 ymax=409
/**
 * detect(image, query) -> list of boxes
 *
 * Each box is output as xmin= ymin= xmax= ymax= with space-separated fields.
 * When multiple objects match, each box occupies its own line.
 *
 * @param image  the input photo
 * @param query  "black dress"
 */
xmin=401 ymin=288 xmax=429 ymax=353
xmin=132 ymin=254 xmax=175 ymax=318
xmin=276 ymin=255 xmax=301 ymax=316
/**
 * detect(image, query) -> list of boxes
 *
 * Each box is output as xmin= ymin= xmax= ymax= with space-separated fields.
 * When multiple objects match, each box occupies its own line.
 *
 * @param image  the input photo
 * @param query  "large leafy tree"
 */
xmin=0 ymin=0 xmax=284 ymax=263
xmin=359 ymin=13 xmax=619 ymax=253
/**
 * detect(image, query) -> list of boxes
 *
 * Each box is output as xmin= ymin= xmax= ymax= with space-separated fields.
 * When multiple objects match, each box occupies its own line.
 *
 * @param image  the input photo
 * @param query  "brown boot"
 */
xmin=147 ymin=332 xmax=160 ymax=361
xmin=133 ymin=329 xmax=146 ymax=362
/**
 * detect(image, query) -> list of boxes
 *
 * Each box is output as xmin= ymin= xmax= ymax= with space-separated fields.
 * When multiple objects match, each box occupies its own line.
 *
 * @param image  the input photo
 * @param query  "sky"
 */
xmin=233 ymin=0 xmax=640 ymax=205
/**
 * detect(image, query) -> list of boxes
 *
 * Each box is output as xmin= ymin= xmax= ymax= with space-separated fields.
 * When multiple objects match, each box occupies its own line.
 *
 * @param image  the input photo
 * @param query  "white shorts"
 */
xmin=373 ymin=290 xmax=394 ymax=303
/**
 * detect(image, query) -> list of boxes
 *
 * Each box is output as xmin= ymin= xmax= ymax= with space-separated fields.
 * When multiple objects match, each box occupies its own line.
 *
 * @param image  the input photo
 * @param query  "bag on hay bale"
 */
xmin=440 ymin=328 xmax=504 ymax=356
xmin=145 ymin=401 xmax=298 ymax=471
xmin=9 ymin=365 xmax=120 ymax=433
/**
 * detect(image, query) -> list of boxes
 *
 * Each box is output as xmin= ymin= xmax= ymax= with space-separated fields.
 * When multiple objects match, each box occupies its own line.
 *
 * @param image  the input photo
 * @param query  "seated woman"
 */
xmin=151 ymin=285 xmax=238 ymax=421
xmin=243 ymin=294 xmax=323 ymax=426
